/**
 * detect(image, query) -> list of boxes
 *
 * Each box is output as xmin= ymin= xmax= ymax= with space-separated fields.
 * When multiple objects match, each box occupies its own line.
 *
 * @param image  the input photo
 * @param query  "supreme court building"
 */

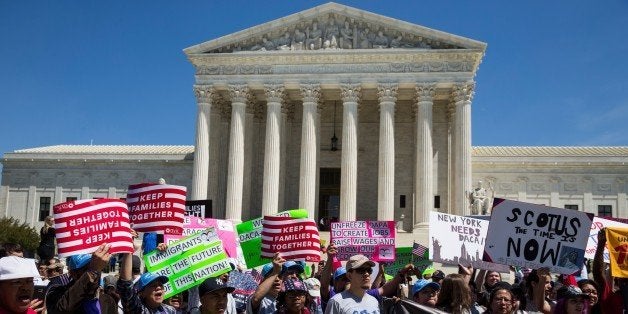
xmin=2 ymin=3 xmax=628 ymax=232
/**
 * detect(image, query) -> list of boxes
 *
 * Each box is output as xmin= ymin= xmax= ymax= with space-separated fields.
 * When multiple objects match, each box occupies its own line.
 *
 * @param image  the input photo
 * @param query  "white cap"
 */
xmin=0 ymin=256 xmax=40 ymax=280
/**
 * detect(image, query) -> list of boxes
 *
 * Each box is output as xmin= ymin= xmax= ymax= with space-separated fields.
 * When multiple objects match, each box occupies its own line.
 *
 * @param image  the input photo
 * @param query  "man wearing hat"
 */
xmin=117 ymin=252 xmax=176 ymax=313
xmin=248 ymin=253 xmax=288 ymax=314
xmin=412 ymin=279 xmax=440 ymax=308
xmin=0 ymin=256 xmax=42 ymax=314
xmin=325 ymin=254 xmax=379 ymax=313
xmin=46 ymin=243 xmax=117 ymax=314
xmin=198 ymin=277 xmax=236 ymax=314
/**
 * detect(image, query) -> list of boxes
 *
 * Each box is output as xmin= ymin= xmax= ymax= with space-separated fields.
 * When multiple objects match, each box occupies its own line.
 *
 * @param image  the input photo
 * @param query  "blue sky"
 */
xmin=1 ymin=0 xmax=627 ymax=160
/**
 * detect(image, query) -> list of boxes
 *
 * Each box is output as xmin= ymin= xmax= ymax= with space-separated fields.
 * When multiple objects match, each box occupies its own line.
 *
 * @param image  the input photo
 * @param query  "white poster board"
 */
xmin=586 ymin=217 xmax=628 ymax=262
xmin=483 ymin=198 xmax=593 ymax=274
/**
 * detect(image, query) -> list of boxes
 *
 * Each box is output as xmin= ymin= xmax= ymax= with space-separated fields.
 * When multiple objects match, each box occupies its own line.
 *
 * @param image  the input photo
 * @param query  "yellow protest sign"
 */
xmin=605 ymin=227 xmax=628 ymax=278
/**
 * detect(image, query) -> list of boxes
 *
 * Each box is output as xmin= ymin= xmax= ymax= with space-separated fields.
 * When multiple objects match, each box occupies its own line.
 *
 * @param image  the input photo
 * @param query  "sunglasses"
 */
xmin=351 ymin=267 xmax=373 ymax=275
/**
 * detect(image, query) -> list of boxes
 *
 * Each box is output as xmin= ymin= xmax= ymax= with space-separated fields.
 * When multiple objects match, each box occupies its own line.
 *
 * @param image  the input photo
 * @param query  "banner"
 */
xmin=185 ymin=199 xmax=212 ymax=218
xmin=144 ymin=227 xmax=231 ymax=299
xmin=164 ymin=216 xmax=242 ymax=265
xmin=236 ymin=209 xmax=308 ymax=268
xmin=53 ymin=199 xmax=134 ymax=257
xmin=483 ymin=198 xmax=593 ymax=274
xmin=429 ymin=212 xmax=508 ymax=272
xmin=260 ymin=216 xmax=320 ymax=262
xmin=586 ymin=217 xmax=628 ymax=262
xmin=606 ymin=227 xmax=628 ymax=278
xmin=330 ymin=221 xmax=396 ymax=262
xmin=384 ymin=247 xmax=432 ymax=277
xmin=126 ymin=183 xmax=186 ymax=234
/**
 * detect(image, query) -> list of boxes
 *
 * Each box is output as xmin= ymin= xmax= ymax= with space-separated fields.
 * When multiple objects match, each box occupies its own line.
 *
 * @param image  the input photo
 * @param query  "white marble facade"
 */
xmin=1 ymin=4 xmax=627 ymax=231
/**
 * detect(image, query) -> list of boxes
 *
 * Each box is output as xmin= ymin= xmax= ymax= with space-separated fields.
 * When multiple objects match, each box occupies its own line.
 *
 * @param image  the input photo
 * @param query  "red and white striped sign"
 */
xmin=260 ymin=216 xmax=321 ymax=262
xmin=126 ymin=183 xmax=186 ymax=234
xmin=53 ymin=199 xmax=134 ymax=257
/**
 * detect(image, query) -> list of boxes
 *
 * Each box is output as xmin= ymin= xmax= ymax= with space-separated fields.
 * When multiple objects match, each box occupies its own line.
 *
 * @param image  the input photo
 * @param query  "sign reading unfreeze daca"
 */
xmin=330 ymin=221 xmax=396 ymax=262
xmin=483 ymin=198 xmax=593 ymax=274
xmin=144 ymin=227 xmax=231 ymax=299
xmin=126 ymin=183 xmax=186 ymax=234
xmin=261 ymin=216 xmax=321 ymax=262
xmin=236 ymin=209 xmax=308 ymax=268
xmin=53 ymin=199 xmax=134 ymax=257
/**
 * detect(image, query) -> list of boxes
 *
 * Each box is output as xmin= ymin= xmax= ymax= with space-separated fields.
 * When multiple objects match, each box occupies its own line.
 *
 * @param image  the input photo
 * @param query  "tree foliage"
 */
xmin=0 ymin=217 xmax=40 ymax=252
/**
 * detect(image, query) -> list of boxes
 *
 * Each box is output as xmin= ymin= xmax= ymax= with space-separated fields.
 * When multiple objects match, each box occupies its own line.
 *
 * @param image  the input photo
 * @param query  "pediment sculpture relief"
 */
xmin=210 ymin=14 xmax=459 ymax=53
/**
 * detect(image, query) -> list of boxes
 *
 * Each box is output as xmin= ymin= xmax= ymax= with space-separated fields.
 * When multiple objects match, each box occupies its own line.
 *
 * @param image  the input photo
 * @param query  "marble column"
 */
xmin=377 ymin=83 xmax=397 ymax=221
xmin=225 ymin=85 xmax=250 ymax=222
xmin=191 ymin=85 xmax=214 ymax=200
xmin=299 ymin=84 xmax=321 ymax=219
xmin=339 ymin=84 xmax=361 ymax=221
xmin=414 ymin=84 xmax=435 ymax=226
xmin=447 ymin=99 xmax=456 ymax=214
xmin=453 ymin=82 xmax=474 ymax=216
xmin=261 ymin=85 xmax=285 ymax=216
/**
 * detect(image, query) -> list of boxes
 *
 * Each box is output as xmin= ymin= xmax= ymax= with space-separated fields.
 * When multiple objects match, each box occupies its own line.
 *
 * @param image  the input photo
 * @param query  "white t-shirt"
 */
xmin=324 ymin=290 xmax=380 ymax=314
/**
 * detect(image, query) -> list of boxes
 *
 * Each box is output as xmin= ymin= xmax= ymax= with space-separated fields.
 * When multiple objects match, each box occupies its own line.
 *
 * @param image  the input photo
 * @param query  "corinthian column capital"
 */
xmin=377 ymin=83 xmax=398 ymax=104
xmin=228 ymin=84 xmax=251 ymax=104
xmin=416 ymin=83 xmax=436 ymax=103
xmin=193 ymin=85 xmax=216 ymax=104
xmin=340 ymin=83 xmax=361 ymax=103
xmin=299 ymin=84 xmax=321 ymax=104
xmin=452 ymin=82 xmax=475 ymax=103
xmin=264 ymin=84 xmax=286 ymax=104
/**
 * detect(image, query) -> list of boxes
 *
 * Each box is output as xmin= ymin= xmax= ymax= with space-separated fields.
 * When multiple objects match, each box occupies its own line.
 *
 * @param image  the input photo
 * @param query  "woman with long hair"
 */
xmin=435 ymin=274 xmax=480 ymax=314
xmin=577 ymin=279 xmax=600 ymax=314
xmin=37 ymin=215 xmax=56 ymax=261
xmin=553 ymin=285 xmax=589 ymax=314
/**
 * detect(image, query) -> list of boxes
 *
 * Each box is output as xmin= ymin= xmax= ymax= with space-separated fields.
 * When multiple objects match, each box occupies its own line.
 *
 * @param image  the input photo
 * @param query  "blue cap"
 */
xmin=282 ymin=261 xmax=305 ymax=274
xmin=412 ymin=279 xmax=440 ymax=296
xmin=137 ymin=272 xmax=169 ymax=291
xmin=261 ymin=263 xmax=274 ymax=278
xmin=333 ymin=267 xmax=347 ymax=280
xmin=67 ymin=254 xmax=92 ymax=270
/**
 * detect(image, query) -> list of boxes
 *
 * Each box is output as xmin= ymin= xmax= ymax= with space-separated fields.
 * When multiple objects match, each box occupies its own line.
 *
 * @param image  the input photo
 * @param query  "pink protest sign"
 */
xmin=53 ymin=199 xmax=134 ymax=257
xmin=126 ymin=183 xmax=186 ymax=234
xmin=260 ymin=216 xmax=321 ymax=262
xmin=165 ymin=216 xmax=241 ymax=260
xmin=330 ymin=221 xmax=396 ymax=262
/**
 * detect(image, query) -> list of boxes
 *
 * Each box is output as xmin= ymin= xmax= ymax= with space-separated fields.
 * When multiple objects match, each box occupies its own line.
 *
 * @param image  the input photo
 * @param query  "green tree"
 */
xmin=0 ymin=217 xmax=40 ymax=253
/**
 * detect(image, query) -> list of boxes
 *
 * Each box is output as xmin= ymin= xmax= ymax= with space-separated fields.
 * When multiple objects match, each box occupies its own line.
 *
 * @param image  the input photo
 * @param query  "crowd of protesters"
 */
xmin=1 ymin=226 xmax=627 ymax=314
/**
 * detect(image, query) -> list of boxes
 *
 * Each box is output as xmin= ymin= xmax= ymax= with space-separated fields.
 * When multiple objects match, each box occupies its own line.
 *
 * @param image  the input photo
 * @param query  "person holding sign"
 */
xmin=523 ymin=268 xmax=552 ymax=314
xmin=46 ymin=244 xmax=118 ymax=314
xmin=324 ymin=254 xmax=380 ymax=314
xmin=592 ymin=228 xmax=628 ymax=313
xmin=248 ymin=253 xmax=286 ymax=314
xmin=117 ymin=251 xmax=176 ymax=314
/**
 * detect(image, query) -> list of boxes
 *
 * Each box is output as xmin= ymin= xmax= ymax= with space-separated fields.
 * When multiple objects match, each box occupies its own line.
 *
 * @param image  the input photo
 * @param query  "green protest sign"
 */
xmin=144 ymin=228 xmax=231 ymax=299
xmin=236 ymin=209 xmax=308 ymax=269
xmin=384 ymin=247 xmax=432 ymax=277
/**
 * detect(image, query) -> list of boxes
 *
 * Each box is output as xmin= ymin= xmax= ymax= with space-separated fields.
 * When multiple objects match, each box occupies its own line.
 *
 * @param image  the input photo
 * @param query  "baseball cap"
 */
xmin=303 ymin=277 xmax=321 ymax=297
xmin=333 ymin=267 xmax=347 ymax=280
xmin=261 ymin=263 xmax=274 ymax=278
xmin=137 ymin=272 xmax=169 ymax=291
xmin=431 ymin=270 xmax=445 ymax=281
xmin=67 ymin=254 xmax=92 ymax=270
xmin=282 ymin=261 xmax=305 ymax=274
xmin=282 ymin=278 xmax=308 ymax=294
xmin=0 ymin=256 xmax=40 ymax=280
xmin=412 ymin=279 xmax=440 ymax=296
xmin=346 ymin=254 xmax=375 ymax=271
xmin=198 ymin=277 xmax=235 ymax=296
xmin=557 ymin=285 xmax=590 ymax=300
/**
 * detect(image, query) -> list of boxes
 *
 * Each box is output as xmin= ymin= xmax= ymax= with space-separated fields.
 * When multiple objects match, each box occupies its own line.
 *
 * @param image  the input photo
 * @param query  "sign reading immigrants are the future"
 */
xmin=483 ymin=198 xmax=593 ymax=274
xmin=144 ymin=227 xmax=231 ymax=299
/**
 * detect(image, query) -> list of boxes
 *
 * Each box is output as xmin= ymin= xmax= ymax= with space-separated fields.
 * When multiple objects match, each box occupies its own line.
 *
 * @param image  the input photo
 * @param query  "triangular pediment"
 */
xmin=184 ymin=2 xmax=486 ymax=55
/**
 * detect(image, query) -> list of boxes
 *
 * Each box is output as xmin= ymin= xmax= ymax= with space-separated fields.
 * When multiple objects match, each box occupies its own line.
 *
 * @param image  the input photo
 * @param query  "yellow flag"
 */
xmin=605 ymin=227 xmax=628 ymax=278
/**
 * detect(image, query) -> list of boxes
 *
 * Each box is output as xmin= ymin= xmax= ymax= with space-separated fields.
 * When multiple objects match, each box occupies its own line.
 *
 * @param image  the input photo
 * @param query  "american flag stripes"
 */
xmin=126 ymin=183 xmax=186 ymax=234
xmin=53 ymin=199 xmax=134 ymax=257
xmin=260 ymin=216 xmax=321 ymax=262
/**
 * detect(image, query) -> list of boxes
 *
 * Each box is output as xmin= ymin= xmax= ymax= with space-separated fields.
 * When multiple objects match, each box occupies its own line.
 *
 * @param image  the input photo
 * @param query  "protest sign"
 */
xmin=185 ymin=199 xmax=212 ymax=218
xmin=227 ymin=270 xmax=259 ymax=312
xmin=429 ymin=212 xmax=508 ymax=272
xmin=330 ymin=221 xmax=396 ymax=262
xmin=126 ymin=183 xmax=186 ymax=234
xmin=164 ymin=216 xmax=242 ymax=264
xmin=585 ymin=217 xmax=628 ymax=262
xmin=144 ymin=227 xmax=231 ymax=299
xmin=53 ymin=199 xmax=134 ymax=257
xmin=260 ymin=216 xmax=320 ymax=262
xmin=236 ymin=209 xmax=308 ymax=268
xmin=605 ymin=227 xmax=628 ymax=278
xmin=483 ymin=198 xmax=593 ymax=274
xmin=384 ymin=247 xmax=432 ymax=277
